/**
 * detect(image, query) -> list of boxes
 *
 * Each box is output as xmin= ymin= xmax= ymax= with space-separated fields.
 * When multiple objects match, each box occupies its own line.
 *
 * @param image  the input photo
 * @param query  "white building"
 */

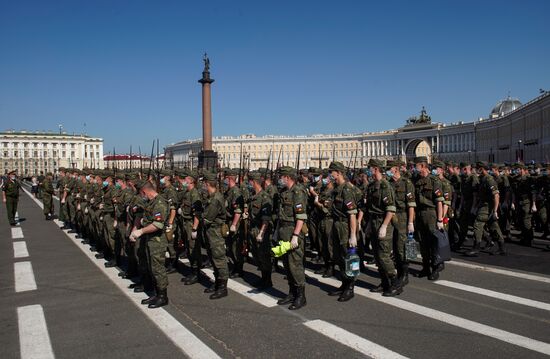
xmin=0 ymin=130 xmax=104 ymax=175
xmin=166 ymin=92 xmax=550 ymax=170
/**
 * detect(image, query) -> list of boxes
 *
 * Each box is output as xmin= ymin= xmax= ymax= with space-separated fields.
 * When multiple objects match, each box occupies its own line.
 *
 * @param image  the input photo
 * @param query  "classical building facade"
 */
xmin=0 ymin=131 xmax=104 ymax=175
xmin=102 ymin=154 xmax=165 ymax=171
xmin=165 ymin=91 xmax=550 ymax=170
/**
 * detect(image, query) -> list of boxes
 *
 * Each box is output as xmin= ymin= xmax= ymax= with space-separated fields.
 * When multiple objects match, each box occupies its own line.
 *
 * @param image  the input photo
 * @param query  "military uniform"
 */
xmin=389 ymin=162 xmax=416 ymax=287
xmin=313 ymin=180 xmax=334 ymax=276
xmin=247 ymin=172 xmax=273 ymax=289
xmin=42 ymin=174 xmax=55 ymax=219
xmin=160 ymin=178 xmax=179 ymax=270
xmin=414 ymin=157 xmax=445 ymax=280
xmin=366 ymin=159 xmax=399 ymax=295
xmin=224 ymin=172 xmax=245 ymax=277
xmin=513 ymin=165 xmax=537 ymax=246
xmin=276 ymin=166 xmax=308 ymax=310
xmin=458 ymin=167 xmax=479 ymax=248
xmin=470 ymin=162 xmax=505 ymax=255
xmin=2 ymin=171 xmax=20 ymax=225
xmin=180 ymin=173 xmax=204 ymax=285
xmin=202 ymin=171 xmax=229 ymax=299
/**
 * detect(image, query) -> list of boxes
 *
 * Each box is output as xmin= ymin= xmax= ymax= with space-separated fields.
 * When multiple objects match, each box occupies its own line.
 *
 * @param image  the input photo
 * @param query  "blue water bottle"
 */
xmin=405 ymin=232 xmax=417 ymax=261
xmin=345 ymin=248 xmax=360 ymax=278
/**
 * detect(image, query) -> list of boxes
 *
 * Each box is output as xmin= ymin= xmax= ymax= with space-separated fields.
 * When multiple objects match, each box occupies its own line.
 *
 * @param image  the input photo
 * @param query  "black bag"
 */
xmin=432 ymin=229 xmax=451 ymax=265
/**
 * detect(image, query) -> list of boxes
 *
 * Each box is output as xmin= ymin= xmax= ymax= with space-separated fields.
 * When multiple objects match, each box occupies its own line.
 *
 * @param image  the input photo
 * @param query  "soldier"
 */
xmin=101 ymin=174 xmax=118 ymax=268
xmin=224 ymin=169 xmax=245 ymax=278
xmin=447 ymin=162 xmax=462 ymax=250
xmin=160 ymin=170 xmax=179 ymax=273
xmin=364 ymin=159 xmax=400 ymax=296
xmin=247 ymin=172 xmax=274 ymax=289
xmin=130 ymin=179 xmax=170 ymax=308
xmin=201 ymin=171 xmax=230 ymax=299
xmin=387 ymin=160 xmax=416 ymax=287
xmin=307 ymin=168 xmax=323 ymax=263
xmin=326 ymin=161 xmax=359 ymax=301
xmin=313 ymin=172 xmax=335 ymax=277
xmin=466 ymin=161 xmax=506 ymax=256
xmin=513 ymin=163 xmax=537 ymax=246
xmin=457 ymin=162 xmax=479 ymax=250
xmin=275 ymin=166 xmax=308 ymax=310
xmin=179 ymin=170 xmax=204 ymax=285
xmin=2 ymin=170 xmax=20 ymax=226
xmin=413 ymin=156 xmax=445 ymax=281
xmin=57 ymin=168 xmax=70 ymax=228
xmin=42 ymin=172 xmax=55 ymax=220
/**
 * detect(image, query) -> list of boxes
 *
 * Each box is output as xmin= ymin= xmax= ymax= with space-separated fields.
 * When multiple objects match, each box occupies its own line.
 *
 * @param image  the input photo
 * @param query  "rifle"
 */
xmin=147 ymin=140 xmax=154 ymax=180
xmin=318 ymin=144 xmax=322 ymax=168
xmin=296 ymin=144 xmax=301 ymax=174
xmin=239 ymin=142 xmax=244 ymax=185
xmin=276 ymin=145 xmax=283 ymax=170
xmin=138 ymin=146 xmax=143 ymax=178
xmin=156 ymin=138 xmax=160 ymax=190
xmin=113 ymin=147 xmax=117 ymax=177
xmin=129 ymin=145 xmax=132 ymax=171
xmin=265 ymin=147 xmax=272 ymax=178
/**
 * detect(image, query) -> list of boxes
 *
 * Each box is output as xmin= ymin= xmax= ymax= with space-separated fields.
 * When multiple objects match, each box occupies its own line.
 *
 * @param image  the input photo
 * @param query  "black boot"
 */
xmin=204 ymin=276 xmax=218 ymax=293
xmin=382 ymin=277 xmax=403 ymax=297
xmin=229 ymin=264 xmax=244 ymax=279
xmin=322 ymin=266 xmax=334 ymax=278
xmin=148 ymin=289 xmax=169 ymax=308
xmin=104 ymin=259 xmax=117 ymax=268
xmin=141 ymin=292 xmax=158 ymax=305
xmin=465 ymin=242 xmax=480 ymax=257
xmin=369 ymin=283 xmax=384 ymax=293
xmin=277 ymin=285 xmax=296 ymax=305
xmin=165 ymin=259 xmax=177 ymax=274
xmin=253 ymin=271 xmax=273 ymax=290
xmin=329 ymin=279 xmax=347 ymax=296
xmin=401 ymin=264 xmax=410 ymax=286
xmin=338 ymin=280 xmax=355 ymax=302
xmin=183 ymin=268 xmax=200 ymax=285
xmin=289 ymin=286 xmax=306 ymax=310
xmin=210 ymin=280 xmax=228 ymax=300
xmin=497 ymin=240 xmax=507 ymax=256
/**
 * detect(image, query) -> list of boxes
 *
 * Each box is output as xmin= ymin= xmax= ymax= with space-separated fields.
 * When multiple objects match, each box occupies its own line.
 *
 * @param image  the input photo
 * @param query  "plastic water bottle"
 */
xmin=405 ymin=232 xmax=418 ymax=261
xmin=345 ymin=248 xmax=360 ymax=278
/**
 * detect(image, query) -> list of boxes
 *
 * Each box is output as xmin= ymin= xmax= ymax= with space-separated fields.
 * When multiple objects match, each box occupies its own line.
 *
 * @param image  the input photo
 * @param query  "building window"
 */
xmin=62 ymin=151 xmax=66 ymax=158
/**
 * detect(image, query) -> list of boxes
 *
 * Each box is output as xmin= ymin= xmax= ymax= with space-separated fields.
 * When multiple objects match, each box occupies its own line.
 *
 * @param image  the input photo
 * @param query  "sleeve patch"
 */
xmin=154 ymin=212 xmax=163 ymax=221
xmin=434 ymin=189 xmax=442 ymax=197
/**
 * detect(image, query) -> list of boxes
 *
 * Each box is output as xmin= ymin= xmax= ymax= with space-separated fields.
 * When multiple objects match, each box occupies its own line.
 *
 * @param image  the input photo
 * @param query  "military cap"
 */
xmin=224 ymin=168 xmax=238 ymax=177
xmin=134 ymin=179 xmax=149 ymax=191
xmin=446 ymin=161 xmax=456 ymax=167
xmin=7 ymin=169 xmax=17 ymax=175
xmin=360 ymin=167 xmax=369 ymax=174
xmin=115 ymin=173 xmax=125 ymax=181
xmin=459 ymin=162 xmax=470 ymax=168
xmin=257 ymin=168 xmax=268 ymax=174
xmin=414 ymin=156 xmax=429 ymax=164
xmin=202 ymin=171 xmax=218 ymax=182
xmin=309 ymin=167 xmax=322 ymax=176
xmin=328 ymin=161 xmax=346 ymax=173
xmin=513 ymin=163 xmax=526 ymax=170
xmin=46 ymin=172 xmax=53 ymax=176
xmin=476 ymin=161 xmax=489 ymax=170
xmin=299 ymin=169 xmax=309 ymax=176
xmin=185 ymin=170 xmax=199 ymax=180
xmin=432 ymin=160 xmax=445 ymax=169
xmin=248 ymin=172 xmax=262 ymax=181
xmin=386 ymin=160 xmax=403 ymax=168
xmin=367 ymin=158 xmax=384 ymax=169
xmin=160 ymin=169 xmax=173 ymax=177
xmin=278 ymin=166 xmax=297 ymax=177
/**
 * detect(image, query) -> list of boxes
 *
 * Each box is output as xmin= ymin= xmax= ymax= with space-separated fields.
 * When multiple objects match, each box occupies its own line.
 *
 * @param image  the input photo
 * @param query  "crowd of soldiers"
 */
xmin=11 ymin=156 xmax=549 ymax=311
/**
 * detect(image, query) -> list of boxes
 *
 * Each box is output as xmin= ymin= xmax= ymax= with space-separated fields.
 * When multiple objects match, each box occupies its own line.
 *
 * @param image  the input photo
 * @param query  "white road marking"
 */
xmin=179 ymin=259 xmax=279 ymax=307
xmin=11 ymin=227 xmax=24 ymax=239
xmin=13 ymin=241 xmax=29 ymax=258
xmin=435 ymin=280 xmax=550 ymax=312
xmin=14 ymin=261 xmax=37 ymax=292
xmin=304 ymin=319 xmax=409 ymax=359
xmin=17 ymin=305 xmax=55 ymax=359
xmin=448 ymin=260 xmax=550 ymax=284
xmin=306 ymin=269 xmax=550 ymax=356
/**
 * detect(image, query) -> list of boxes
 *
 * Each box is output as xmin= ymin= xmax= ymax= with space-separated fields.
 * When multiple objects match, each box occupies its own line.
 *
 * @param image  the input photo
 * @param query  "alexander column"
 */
xmin=197 ymin=53 xmax=218 ymax=170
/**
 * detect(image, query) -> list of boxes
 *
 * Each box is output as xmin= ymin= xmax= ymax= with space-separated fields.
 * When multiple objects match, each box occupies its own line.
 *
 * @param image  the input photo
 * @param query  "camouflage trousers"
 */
xmin=146 ymin=234 xmax=168 ymax=290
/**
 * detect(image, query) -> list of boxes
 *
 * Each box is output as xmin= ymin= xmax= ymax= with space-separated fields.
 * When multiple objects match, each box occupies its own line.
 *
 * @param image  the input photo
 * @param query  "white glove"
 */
xmin=511 ymin=203 xmax=515 ymax=211
xmin=191 ymin=230 xmax=198 ymax=240
xmin=230 ymin=224 xmax=237 ymax=233
xmin=165 ymin=224 xmax=173 ymax=232
xmin=532 ymin=204 xmax=538 ymax=213
xmin=76 ymin=193 xmax=80 ymax=198
xmin=99 ymin=216 xmax=103 ymax=221
xmin=407 ymin=222 xmax=414 ymax=233
xmin=77 ymin=204 xmax=81 ymax=211
xmin=84 ymin=207 xmax=89 ymax=214
xmin=290 ymin=234 xmax=299 ymax=249
xmin=256 ymin=231 xmax=264 ymax=242
xmin=99 ymin=203 xmax=104 ymax=210
xmin=140 ymin=218 xmax=145 ymax=226
xmin=242 ymin=212 xmax=249 ymax=220
xmin=61 ymin=199 xmax=66 ymax=204
xmin=378 ymin=224 xmax=387 ymax=239
xmin=113 ymin=220 xmax=118 ymax=228
xmin=177 ymin=208 xmax=183 ymax=215
xmin=437 ymin=221 xmax=444 ymax=231
xmin=491 ymin=211 xmax=499 ymax=220
xmin=348 ymin=234 xmax=357 ymax=248
xmin=84 ymin=194 xmax=88 ymax=200
xmin=90 ymin=198 xmax=95 ymax=204
xmin=130 ymin=229 xmax=143 ymax=241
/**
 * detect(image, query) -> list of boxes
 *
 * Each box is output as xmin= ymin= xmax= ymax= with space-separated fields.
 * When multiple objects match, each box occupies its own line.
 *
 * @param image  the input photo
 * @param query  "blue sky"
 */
xmin=1 ymin=0 xmax=549 ymax=153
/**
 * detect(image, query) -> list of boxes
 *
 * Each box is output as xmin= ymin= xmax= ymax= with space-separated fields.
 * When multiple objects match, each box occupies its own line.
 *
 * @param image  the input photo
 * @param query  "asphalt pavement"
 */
xmin=2 ymin=186 xmax=550 ymax=359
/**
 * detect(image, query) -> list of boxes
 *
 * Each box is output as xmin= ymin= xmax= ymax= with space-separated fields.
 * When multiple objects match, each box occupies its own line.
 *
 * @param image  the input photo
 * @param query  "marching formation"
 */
xmin=5 ymin=157 xmax=549 ymax=312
